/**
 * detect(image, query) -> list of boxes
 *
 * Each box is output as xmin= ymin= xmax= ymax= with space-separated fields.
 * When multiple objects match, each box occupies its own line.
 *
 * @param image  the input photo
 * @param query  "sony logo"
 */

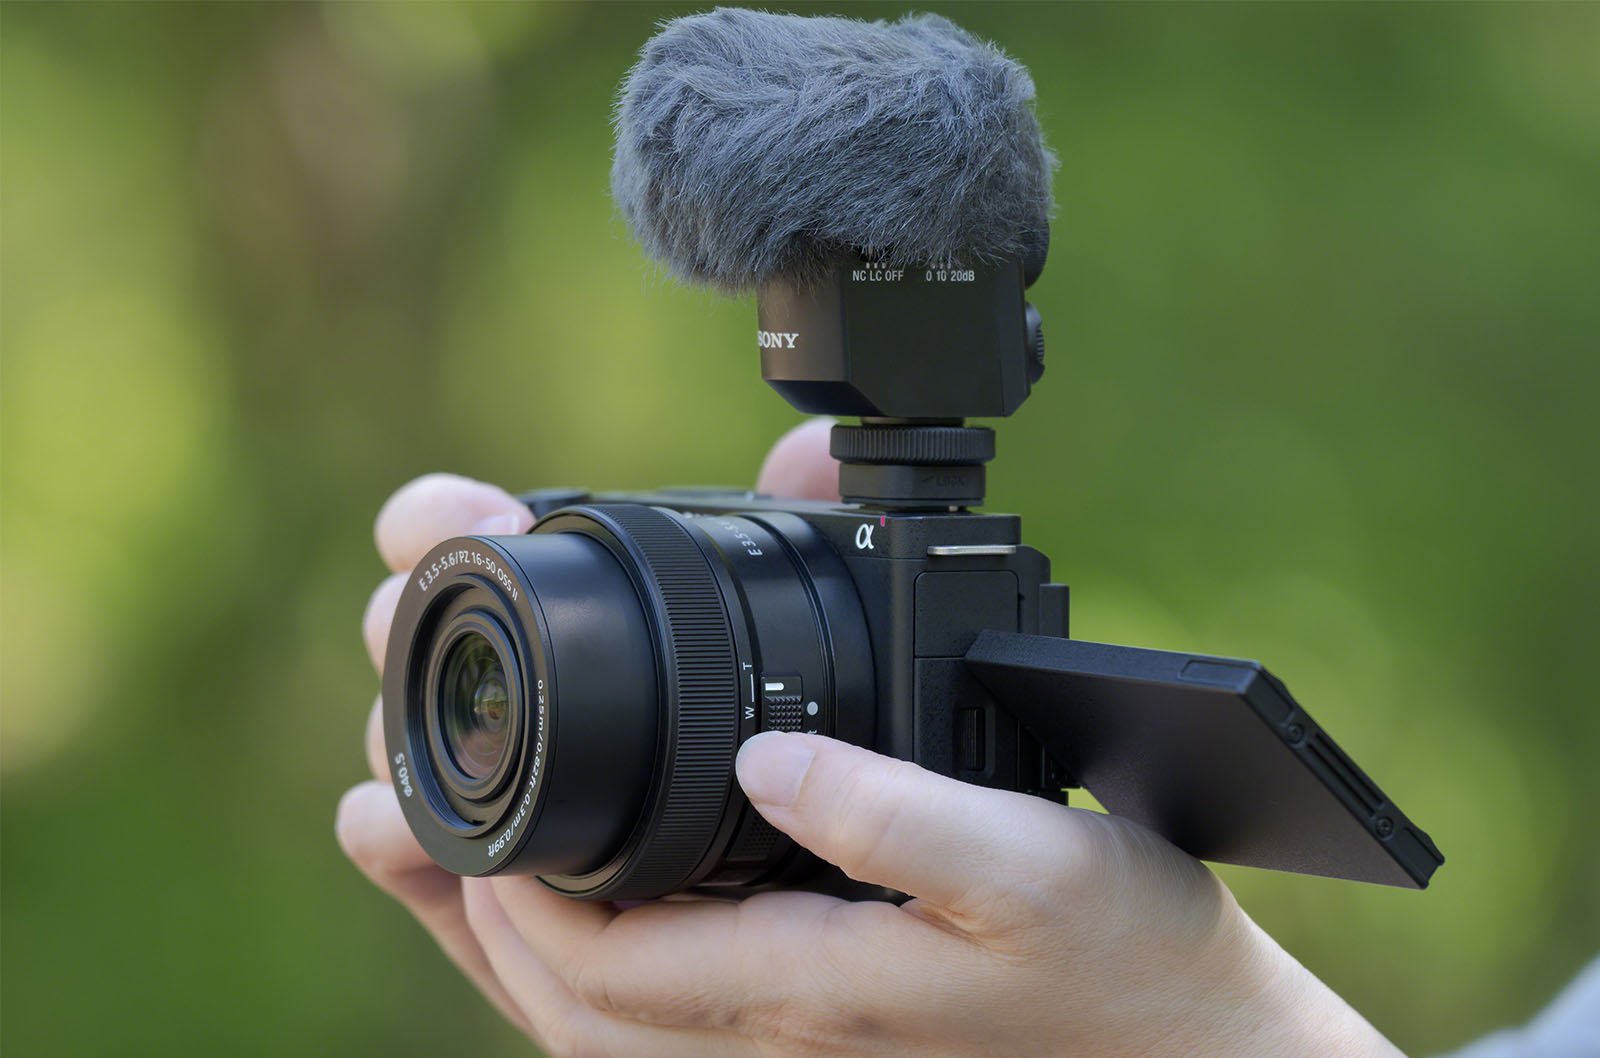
xmin=757 ymin=330 xmax=800 ymax=349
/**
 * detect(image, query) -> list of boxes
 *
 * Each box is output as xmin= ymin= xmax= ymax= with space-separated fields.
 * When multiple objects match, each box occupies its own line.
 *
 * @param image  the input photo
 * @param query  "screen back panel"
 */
xmin=965 ymin=631 xmax=1443 ymax=888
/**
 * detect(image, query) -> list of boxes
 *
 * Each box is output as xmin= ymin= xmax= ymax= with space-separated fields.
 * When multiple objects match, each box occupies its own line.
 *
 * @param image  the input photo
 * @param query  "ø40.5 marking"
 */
xmin=393 ymin=753 xmax=414 ymax=798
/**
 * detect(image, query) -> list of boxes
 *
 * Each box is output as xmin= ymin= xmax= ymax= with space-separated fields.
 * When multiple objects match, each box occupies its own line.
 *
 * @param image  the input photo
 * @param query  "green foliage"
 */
xmin=3 ymin=3 xmax=1596 ymax=1056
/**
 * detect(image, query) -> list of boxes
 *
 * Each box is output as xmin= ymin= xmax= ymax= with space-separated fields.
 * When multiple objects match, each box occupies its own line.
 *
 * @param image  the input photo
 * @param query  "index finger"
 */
xmin=374 ymin=473 xmax=533 ymax=573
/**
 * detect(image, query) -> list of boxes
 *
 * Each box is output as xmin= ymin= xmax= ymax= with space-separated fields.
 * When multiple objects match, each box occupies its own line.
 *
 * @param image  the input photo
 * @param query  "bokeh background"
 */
xmin=3 ymin=2 xmax=1597 ymax=1055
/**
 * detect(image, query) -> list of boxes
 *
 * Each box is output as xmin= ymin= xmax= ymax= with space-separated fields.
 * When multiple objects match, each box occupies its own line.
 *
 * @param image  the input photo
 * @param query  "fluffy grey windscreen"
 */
xmin=611 ymin=8 xmax=1057 ymax=292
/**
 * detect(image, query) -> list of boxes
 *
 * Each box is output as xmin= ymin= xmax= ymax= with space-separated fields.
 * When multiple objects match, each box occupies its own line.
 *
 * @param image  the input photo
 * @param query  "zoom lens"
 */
xmin=383 ymin=504 xmax=873 ymax=901
xmin=439 ymin=631 xmax=511 ymax=783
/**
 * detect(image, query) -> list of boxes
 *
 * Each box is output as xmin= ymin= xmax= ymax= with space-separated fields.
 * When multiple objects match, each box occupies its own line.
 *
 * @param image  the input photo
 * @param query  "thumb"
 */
xmin=756 ymin=418 xmax=839 ymax=501
xmin=735 ymin=732 xmax=1072 ymax=912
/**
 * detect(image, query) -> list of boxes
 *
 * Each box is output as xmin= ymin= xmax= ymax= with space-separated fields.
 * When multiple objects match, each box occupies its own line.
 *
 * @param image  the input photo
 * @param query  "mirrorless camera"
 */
xmin=382 ymin=249 xmax=1443 ymax=901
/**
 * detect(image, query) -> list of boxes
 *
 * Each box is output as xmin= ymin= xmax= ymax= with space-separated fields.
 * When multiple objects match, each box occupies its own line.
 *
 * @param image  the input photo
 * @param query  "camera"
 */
xmin=382 ymin=250 xmax=1443 ymax=902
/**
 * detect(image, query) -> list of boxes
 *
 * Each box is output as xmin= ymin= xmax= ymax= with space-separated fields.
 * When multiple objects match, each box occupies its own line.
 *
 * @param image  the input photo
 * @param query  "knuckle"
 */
xmin=374 ymin=473 xmax=462 ymax=556
xmin=344 ymin=841 xmax=399 ymax=886
xmin=547 ymin=1024 xmax=599 ymax=1058
xmin=737 ymin=959 xmax=814 ymax=1040
xmin=940 ymin=796 xmax=1089 ymax=929
xmin=745 ymin=988 xmax=838 ymax=1051
xmin=567 ymin=935 xmax=737 ymax=1033
xmin=1065 ymin=806 xmax=1155 ymax=891
xmin=987 ymin=807 xmax=1136 ymax=937
xmin=333 ymin=801 xmax=368 ymax=865
xmin=538 ymin=1016 xmax=589 ymax=1058
xmin=743 ymin=909 xmax=881 ymax=1050
xmin=1069 ymin=810 xmax=1224 ymax=925
xmin=752 ymin=985 xmax=871 ymax=1054
xmin=362 ymin=574 xmax=405 ymax=668
xmin=545 ymin=1005 xmax=626 ymax=1058
xmin=567 ymin=953 xmax=624 ymax=1019
xmin=755 ymin=1001 xmax=814 ymax=1048
xmin=364 ymin=698 xmax=388 ymax=782
xmin=825 ymin=758 xmax=920 ymax=881
xmin=717 ymin=900 xmax=844 ymax=1046
xmin=459 ymin=878 xmax=499 ymax=936
xmin=382 ymin=472 xmax=463 ymax=518
xmin=335 ymin=807 xmax=387 ymax=879
xmin=806 ymin=908 xmax=886 ymax=1036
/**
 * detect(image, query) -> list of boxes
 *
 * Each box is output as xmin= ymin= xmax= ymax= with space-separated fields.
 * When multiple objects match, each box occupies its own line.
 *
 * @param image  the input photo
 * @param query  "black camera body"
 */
xmin=557 ymin=491 xmax=1060 ymax=796
xmin=385 ymin=253 xmax=1444 ymax=904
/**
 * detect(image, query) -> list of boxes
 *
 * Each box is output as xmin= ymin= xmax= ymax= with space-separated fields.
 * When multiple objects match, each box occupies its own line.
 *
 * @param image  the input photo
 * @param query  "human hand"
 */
xmin=338 ymin=418 xmax=1402 ymax=1058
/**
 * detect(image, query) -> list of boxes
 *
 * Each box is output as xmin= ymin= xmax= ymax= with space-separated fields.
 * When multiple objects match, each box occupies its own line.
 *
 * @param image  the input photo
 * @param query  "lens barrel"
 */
xmin=386 ymin=528 xmax=659 ymax=878
xmin=383 ymin=504 xmax=872 ymax=900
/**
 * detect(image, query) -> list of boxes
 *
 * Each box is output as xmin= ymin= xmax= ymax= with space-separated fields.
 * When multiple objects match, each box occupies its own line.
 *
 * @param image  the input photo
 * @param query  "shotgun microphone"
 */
xmin=611 ymin=7 xmax=1056 ymax=292
xmin=613 ymin=8 xmax=1059 ymax=508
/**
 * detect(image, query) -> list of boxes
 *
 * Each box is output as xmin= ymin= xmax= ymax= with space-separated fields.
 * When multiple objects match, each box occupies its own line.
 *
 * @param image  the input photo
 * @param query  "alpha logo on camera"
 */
xmin=757 ymin=330 xmax=800 ymax=349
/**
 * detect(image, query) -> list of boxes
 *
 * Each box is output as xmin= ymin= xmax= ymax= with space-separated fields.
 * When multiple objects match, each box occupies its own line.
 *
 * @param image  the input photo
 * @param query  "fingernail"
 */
xmin=470 ymin=512 xmax=527 ymax=536
xmin=736 ymin=732 xmax=815 ymax=808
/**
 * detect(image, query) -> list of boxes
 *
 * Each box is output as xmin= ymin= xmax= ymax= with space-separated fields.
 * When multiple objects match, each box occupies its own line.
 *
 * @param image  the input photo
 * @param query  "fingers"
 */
xmin=735 ymin=732 xmax=1088 ymax=920
xmin=374 ymin=473 xmax=533 ymax=574
xmin=488 ymin=877 xmax=963 ymax=1044
xmin=355 ymin=475 xmax=540 ymax=1037
xmin=364 ymin=696 xmax=388 ymax=783
xmin=335 ymin=782 xmax=532 ymax=1034
xmin=464 ymin=881 xmax=755 ymax=1058
xmin=362 ymin=573 xmax=406 ymax=673
xmin=460 ymin=880 xmax=603 ymax=1055
xmin=488 ymin=878 xmax=788 ymax=1032
xmin=365 ymin=442 xmax=828 ymax=675
xmin=756 ymin=418 xmax=839 ymax=501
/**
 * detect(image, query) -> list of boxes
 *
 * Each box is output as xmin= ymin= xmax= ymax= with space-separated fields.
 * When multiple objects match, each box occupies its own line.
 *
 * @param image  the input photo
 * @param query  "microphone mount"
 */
xmin=757 ymin=249 xmax=1048 ymax=509
xmin=829 ymin=421 xmax=995 ymax=510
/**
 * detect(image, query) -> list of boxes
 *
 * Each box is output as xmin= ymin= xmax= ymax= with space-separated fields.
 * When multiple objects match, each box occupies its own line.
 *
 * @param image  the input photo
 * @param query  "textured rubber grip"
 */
xmin=600 ymin=505 xmax=739 ymax=898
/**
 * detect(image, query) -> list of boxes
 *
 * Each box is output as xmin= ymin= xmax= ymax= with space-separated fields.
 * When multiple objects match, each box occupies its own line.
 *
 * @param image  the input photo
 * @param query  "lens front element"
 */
xmin=440 ymin=631 xmax=511 ymax=782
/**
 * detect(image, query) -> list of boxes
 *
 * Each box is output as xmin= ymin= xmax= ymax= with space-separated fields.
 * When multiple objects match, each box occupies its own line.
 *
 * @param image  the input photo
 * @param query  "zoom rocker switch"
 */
xmin=760 ymin=675 xmax=804 ymax=732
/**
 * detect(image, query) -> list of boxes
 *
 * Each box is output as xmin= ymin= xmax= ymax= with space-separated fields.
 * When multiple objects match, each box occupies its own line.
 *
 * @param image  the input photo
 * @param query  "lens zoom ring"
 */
xmin=829 ymin=424 xmax=996 ymax=465
xmin=604 ymin=505 xmax=738 ymax=897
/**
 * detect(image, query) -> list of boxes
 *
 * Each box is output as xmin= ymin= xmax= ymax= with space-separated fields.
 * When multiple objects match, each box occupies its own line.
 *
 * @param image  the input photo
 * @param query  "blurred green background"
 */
xmin=3 ymin=2 xmax=1597 ymax=1055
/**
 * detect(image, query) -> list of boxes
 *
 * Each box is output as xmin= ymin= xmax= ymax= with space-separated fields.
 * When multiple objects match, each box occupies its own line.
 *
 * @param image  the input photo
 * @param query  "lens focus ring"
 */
xmin=567 ymin=505 xmax=740 ymax=899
